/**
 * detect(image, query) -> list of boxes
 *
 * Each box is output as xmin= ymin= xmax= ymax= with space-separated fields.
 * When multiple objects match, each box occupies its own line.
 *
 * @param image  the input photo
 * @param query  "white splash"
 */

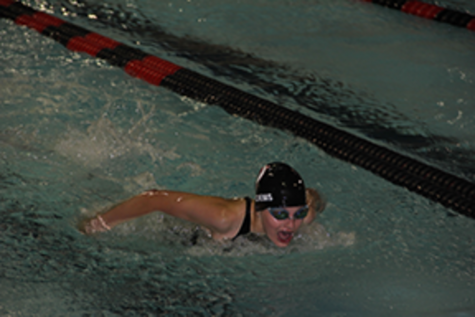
xmin=55 ymin=117 xmax=180 ymax=168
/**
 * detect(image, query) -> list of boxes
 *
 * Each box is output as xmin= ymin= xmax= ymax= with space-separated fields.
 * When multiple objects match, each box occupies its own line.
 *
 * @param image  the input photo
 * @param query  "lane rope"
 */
xmin=362 ymin=0 xmax=475 ymax=31
xmin=1 ymin=0 xmax=474 ymax=218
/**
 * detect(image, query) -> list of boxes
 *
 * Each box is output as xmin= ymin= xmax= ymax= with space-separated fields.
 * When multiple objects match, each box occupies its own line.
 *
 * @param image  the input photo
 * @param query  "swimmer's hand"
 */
xmin=79 ymin=215 xmax=111 ymax=235
xmin=303 ymin=188 xmax=326 ymax=225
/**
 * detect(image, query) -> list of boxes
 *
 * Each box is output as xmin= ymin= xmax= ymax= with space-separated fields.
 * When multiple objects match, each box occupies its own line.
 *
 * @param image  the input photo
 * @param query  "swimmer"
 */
xmin=81 ymin=162 xmax=326 ymax=248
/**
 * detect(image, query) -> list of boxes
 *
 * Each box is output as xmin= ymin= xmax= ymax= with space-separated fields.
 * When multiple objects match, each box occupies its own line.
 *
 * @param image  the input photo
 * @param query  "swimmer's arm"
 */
xmin=82 ymin=190 xmax=236 ymax=235
xmin=303 ymin=188 xmax=326 ymax=225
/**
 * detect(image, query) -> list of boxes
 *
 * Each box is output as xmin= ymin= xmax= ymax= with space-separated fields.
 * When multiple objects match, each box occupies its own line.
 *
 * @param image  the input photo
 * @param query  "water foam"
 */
xmin=99 ymin=211 xmax=356 ymax=257
xmin=55 ymin=117 xmax=180 ymax=168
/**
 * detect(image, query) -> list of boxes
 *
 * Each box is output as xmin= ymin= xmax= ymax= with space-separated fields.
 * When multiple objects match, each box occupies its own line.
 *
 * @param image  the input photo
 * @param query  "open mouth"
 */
xmin=277 ymin=231 xmax=294 ymax=244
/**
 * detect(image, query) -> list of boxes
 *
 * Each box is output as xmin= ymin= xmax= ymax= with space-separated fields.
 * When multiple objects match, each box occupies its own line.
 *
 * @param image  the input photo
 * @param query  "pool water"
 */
xmin=1 ymin=0 xmax=475 ymax=316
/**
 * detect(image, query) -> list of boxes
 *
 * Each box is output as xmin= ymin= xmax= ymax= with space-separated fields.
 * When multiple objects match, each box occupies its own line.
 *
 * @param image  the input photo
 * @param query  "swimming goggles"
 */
xmin=268 ymin=205 xmax=309 ymax=220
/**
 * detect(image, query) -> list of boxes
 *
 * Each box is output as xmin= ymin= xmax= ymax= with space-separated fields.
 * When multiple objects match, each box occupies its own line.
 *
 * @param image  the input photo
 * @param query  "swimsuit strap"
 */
xmin=232 ymin=197 xmax=252 ymax=240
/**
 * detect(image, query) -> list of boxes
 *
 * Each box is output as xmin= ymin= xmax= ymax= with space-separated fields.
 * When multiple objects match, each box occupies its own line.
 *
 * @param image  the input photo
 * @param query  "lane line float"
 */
xmin=363 ymin=0 xmax=475 ymax=31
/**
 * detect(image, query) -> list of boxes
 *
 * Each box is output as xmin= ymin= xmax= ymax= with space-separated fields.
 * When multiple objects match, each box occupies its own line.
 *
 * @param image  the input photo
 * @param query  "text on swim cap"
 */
xmin=255 ymin=193 xmax=273 ymax=202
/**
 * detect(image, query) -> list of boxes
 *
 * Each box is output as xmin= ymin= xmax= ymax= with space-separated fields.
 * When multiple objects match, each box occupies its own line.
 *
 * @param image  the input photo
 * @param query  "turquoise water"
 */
xmin=1 ymin=0 xmax=475 ymax=316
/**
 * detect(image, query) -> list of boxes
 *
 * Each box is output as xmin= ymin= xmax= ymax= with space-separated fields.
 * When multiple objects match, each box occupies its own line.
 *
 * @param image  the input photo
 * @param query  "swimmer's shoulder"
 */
xmin=207 ymin=197 xmax=249 ymax=240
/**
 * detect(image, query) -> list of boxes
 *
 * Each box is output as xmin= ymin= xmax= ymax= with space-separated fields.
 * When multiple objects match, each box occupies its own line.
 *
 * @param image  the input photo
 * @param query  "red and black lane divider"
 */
xmin=0 ymin=0 xmax=181 ymax=85
xmin=1 ymin=0 xmax=475 ymax=218
xmin=363 ymin=0 xmax=475 ymax=31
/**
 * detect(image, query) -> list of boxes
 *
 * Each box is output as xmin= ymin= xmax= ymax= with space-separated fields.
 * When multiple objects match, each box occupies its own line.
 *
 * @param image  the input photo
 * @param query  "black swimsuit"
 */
xmin=232 ymin=197 xmax=252 ymax=240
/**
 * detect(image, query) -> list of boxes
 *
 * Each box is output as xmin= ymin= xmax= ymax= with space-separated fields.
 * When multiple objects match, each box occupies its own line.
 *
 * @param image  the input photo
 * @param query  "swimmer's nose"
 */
xmin=284 ymin=218 xmax=297 ymax=231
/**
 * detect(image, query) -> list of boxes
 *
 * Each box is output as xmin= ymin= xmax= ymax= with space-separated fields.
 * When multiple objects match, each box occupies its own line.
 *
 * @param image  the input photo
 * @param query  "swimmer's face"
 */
xmin=261 ymin=206 xmax=305 ymax=248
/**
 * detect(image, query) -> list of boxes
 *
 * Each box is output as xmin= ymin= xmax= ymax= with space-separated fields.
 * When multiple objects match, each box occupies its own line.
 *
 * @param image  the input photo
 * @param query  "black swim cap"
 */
xmin=255 ymin=162 xmax=306 ymax=211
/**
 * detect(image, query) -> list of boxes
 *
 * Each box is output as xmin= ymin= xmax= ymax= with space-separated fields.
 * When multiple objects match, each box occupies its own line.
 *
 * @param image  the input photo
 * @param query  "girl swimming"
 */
xmin=82 ymin=162 xmax=325 ymax=247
